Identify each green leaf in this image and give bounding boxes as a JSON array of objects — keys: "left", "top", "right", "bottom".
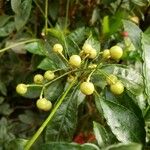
[
  {"left": 11, "top": 0, "right": 32, "bottom": 30},
  {"left": 44, "top": 79, "right": 64, "bottom": 102},
  {"left": 141, "top": 33, "right": 150, "bottom": 104},
  {"left": 25, "top": 41, "right": 48, "bottom": 56},
  {"left": 0, "top": 15, "right": 13, "bottom": 27},
  {"left": 100, "top": 98, "right": 145, "bottom": 144},
  {"left": 66, "top": 27, "right": 88, "bottom": 56},
  {"left": 131, "top": 0, "right": 148, "bottom": 6},
  {"left": 0, "top": 80, "right": 7, "bottom": 96},
  {"left": 123, "top": 20, "right": 142, "bottom": 52},
  {"left": 0, "top": 21, "right": 15, "bottom": 37},
  {"left": 0, "top": 103, "right": 13, "bottom": 115},
  {"left": 101, "top": 65, "right": 143, "bottom": 95},
  {"left": 102, "top": 16, "right": 109, "bottom": 34},
  {"left": 105, "top": 143, "right": 142, "bottom": 150},
  {"left": 45, "top": 85, "right": 80, "bottom": 142},
  {"left": 93, "top": 121, "right": 109, "bottom": 147},
  {"left": 7, "top": 138, "right": 28, "bottom": 150},
  {"left": 23, "top": 86, "right": 41, "bottom": 99},
  {"left": 40, "top": 142, "right": 99, "bottom": 150}
]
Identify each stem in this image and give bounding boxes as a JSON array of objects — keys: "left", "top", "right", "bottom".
[
  {"left": 33, "top": 0, "right": 52, "bottom": 27},
  {"left": 24, "top": 79, "right": 76, "bottom": 150},
  {"left": 58, "top": 52, "right": 69, "bottom": 63},
  {"left": 27, "top": 84, "right": 43, "bottom": 87},
  {"left": 0, "top": 39, "right": 38, "bottom": 53},
  {"left": 65, "top": 0, "right": 70, "bottom": 30},
  {"left": 87, "top": 69, "right": 96, "bottom": 82},
  {"left": 45, "top": 0, "right": 48, "bottom": 35},
  {"left": 40, "top": 86, "right": 45, "bottom": 99}
]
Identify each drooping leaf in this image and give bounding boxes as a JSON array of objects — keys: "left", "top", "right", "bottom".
[
  {"left": 104, "top": 142, "right": 142, "bottom": 150},
  {"left": 93, "top": 121, "right": 110, "bottom": 147},
  {"left": 0, "top": 21, "right": 15, "bottom": 37},
  {"left": 11, "top": 0, "right": 32, "bottom": 30},
  {"left": 40, "top": 142, "right": 99, "bottom": 150},
  {"left": 141, "top": 33, "right": 150, "bottom": 104},
  {"left": 25, "top": 41, "right": 48, "bottom": 56},
  {"left": 101, "top": 65, "right": 143, "bottom": 95},
  {"left": 45, "top": 85, "right": 81, "bottom": 142},
  {"left": 7, "top": 138, "right": 28, "bottom": 150},
  {"left": 123, "top": 20, "right": 142, "bottom": 52},
  {"left": 99, "top": 97, "right": 145, "bottom": 144},
  {"left": 44, "top": 79, "right": 64, "bottom": 102}
]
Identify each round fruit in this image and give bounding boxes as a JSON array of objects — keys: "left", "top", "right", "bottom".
[
  {"left": 82, "top": 43, "right": 93, "bottom": 54},
  {"left": 43, "top": 100, "right": 52, "bottom": 111},
  {"left": 102, "top": 49, "right": 110, "bottom": 59},
  {"left": 130, "top": 16, "right": 139, "bottom": 24},
  {"left": 67, "top": 75, "right": 75, "bottom": 83},
  {"left": 44, "top": 70, "right": 55, "bottom": 80},
  {"left": 88, "top": 64, "right": 97, "bottom": 69},
  {"left": 106, "top": 74, "right": 118, "bottom": 85},
  {"left": 110, "top": 81, "right": 124, "bottom": 95},
  {"left": 88, "top": 48, "right": 97, "bottom": 59},
  {"left": 69, "top": 55, "right": 81, "bottom": 67},
  {"left": 16, "top": 83, "right": 27, "bottom": 95},
  {"left": 36, "top": 98, "right": 52, "bottom": 111},
  {"left": 53, "top": 43, "right": 63, "bottom": 53},
  {"left": 80, "top": 82, "right": 95, "bottom": 95},
  {"left": 109, "top": 45, "right": 123, "bottom": 60},
  {"left": 34, "top": 74, "right": 44, "bottom": 84}
]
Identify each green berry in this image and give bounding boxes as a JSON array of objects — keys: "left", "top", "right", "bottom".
[
  {"left": 67, "top": 75, "right": 75, "bottom": 83},
  {"left": 102, "top": 49, "right": 110, "bottom": 59},
  {"left": 106, "top": 74, "right": 118, "bottom": 85},
  {"left": 80, "top": 82, "right": 95, "bottom": 95},
  {"left": 53, "top": 43, "right": 63, "bottom": 53},
  {"left": 16, "top": 83, "right": 27, "bottom": 95},
  {"left": 36, "top": 98, "right": 52, "bottom": 111},
  {"left": 88, "top": 48, "right": 97, "bottom": 59},
  {"left": 88, "top": 64, "right": 97, "bottom": 69},
  {"left": 69, "top": 55, "right": 81, "bottom": 67},
  {"left": 110, "top": 81, "right": 124, "bottom": 95},
  {"left": 34, "top": 74, "right": 44, "bottom": 84},
  {"left": 110, "top": 45, "right": 123, "bottom": 60},
  {"left": 44, "top": 70, "right": 55, "bottom": 80}
]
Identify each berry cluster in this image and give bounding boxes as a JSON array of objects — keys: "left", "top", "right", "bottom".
[{"left": 16, "top": 42, "right": 125, "bottom": 112}]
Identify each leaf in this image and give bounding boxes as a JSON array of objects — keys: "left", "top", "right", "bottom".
[
  {"left": 93, "top": 121, "right": 109, "bottom": 147},
  {"left": 44, "top": 79, "right": 64, "bottom": 102},
  {"left": 23, "top": 86, "right": 41, "bottom": 99},
  {"left": 123, "top": 20, "right": 142, "bottom": 52},
  {"left": 141, "top": 33, "right": 150, "bottom": 104},
  {"left": 7, "top": 138, "right": 28, "bottom": 150},
  {"left": 45, "top": 85, "right": 81, "bottom": 142},
  {"left": 0, "top": 15, "right": 13, "bottom": 27},
  {"left": 100, "top": 98, "right": 146, "bottom": 144},
  {"left": 40, "top": 142, "right": 99, "bottom": 150},
  {"left": 0, "top": 103, "right": 13, "bottom": 115},
  {"left": 105, "top": 143, "right": 142, "bottom": 150},
  {"left": 25, "top": 41, "right": 48, "bottom": 56},
  {"left": 101, "top": 65, "right": 143, "bottom": 95},
  {"left": 0, "top": 80, "right": 7, "bottom": 96},
  {"left": 66, "top": 27, "right": 88, "bottom": 56},
  {"left": 102, "top": 16, "right": 109, "bottom": 34},
  {"left": 0, "top": 21, "right": 15, "bottom": 37},
  {"left": 131, "top": 0, "right": 148, "bottom": 6},
  {"left": 38, "top": 54, "right": 68, "bottom": 70},
  {"left": 11, "top": 0, "right": 32, "bottom": 30}
]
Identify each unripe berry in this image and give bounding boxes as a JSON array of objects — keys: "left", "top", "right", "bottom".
[
  {"left": 102, "top": 49, "right": 110, "bottom": 59},
  {"left": 69, "top": 55, "right": 81, "bottom": 67},
  {"left": 44, "top": 70, "right": 55, "bottom": 81},
  {"left": 34, "top": 74, "right": 44, "bottom": 84},
  {"left": 130, "top": 16, "right": 139, "bottom": 24},
  {"left": 82, "top": 43, "right": 93, "bottom": 54},
  {"left": 36, "top": 98, "right": 52, "bottom": 111},
  {"left": 110, "top": 81, "right": 124, "bottom": 95},
  {"left": 109, "top": 45, "right": 123, "bottom": 60},
  {"left": 106, "top": 74, "right": 118, "bottom": 85},
  {"left": 53, "top": 43, "right": 63, "bottom": 53},
  {"left": 89, "top": 48, "right": 97, "bottom": 59},
  {"left": 80, "top": 82, "right": 95, "bottom": 95},
  {"left": 67, "top": 75, "right": 76, "bottom": 83},
  {"left": 16, "top": 83, "right": 27, "bottom": 95},
  {"left": 88, "top": 64, "right": 97, "bottom": 69}
]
